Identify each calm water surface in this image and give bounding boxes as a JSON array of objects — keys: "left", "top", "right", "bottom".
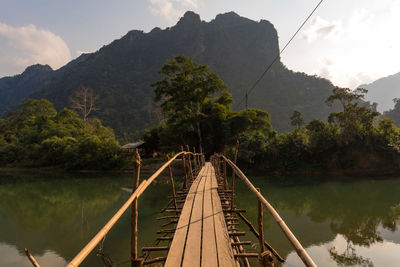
[{"left": 1, "top": 171, "right": 400, "bottom": 266}]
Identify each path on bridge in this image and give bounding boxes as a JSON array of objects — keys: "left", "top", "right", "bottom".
[
  {"left": 165, "top": 162, "right": 237, "bottom": 267},
  {"left": 63, "top": 151, "right": 315, "bottom": 267}
]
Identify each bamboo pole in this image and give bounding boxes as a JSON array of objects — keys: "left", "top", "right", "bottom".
[
  {"left": 193, "top": 147, "right": 198, "bottom": 173},
  {"left": 231, "top": 140, "right": 239, "bottom": 212},
  {"left": 67, "top": 180, "right": 147, "bottom": 267},
  {"left": 186, "top": 145, "right": 194, "bottom": 182},
  {"left": 257, "top": 188, "right": 273, "bottom": 267},
  {"left": 131, "top": 149, "right": 143, "bottom": 267},
  {"left": 180, "top": 146, "right": 188, "bottom": 190},
  {"left": 220, "top": 155, "right": 316, "bottom": 267},
  {"left": 235, "top": 212, "right": 284, "bottom": 262},
  {"left": 24, "top": 248, "right": 40, "bottom": 267},
  {"left": 67, "top": 152, "right": 187, "bottom": 267},
  {"left": 257, "top": 188, "right": 265, "bottom": 267},
  {"left": 167, "top": 156, "right": 178, "bottom": 213},
  {"left": 223, "top": 154, "right": 228, "bottom": 190}
]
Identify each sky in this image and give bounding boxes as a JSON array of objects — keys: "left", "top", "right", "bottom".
[{"left": 0, "top": 0, "right": 399, "bottom": 89}]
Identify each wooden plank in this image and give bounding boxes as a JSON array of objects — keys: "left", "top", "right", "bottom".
[
  {"left": 201, "top": 164, "right": 219, "bottom": 267},
  {"left": 210, "top": 164, "right": 237, "bottom": 267},
  {"left": 182, "top": 166, "right": 207, "bottom": 266},
  {"left": 164, "top": 165, "right": 207, "bottom": 267}
]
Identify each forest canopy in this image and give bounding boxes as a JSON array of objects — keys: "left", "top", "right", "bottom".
[
  {"left": 144, "top": 56, "right": 400, "bottom": 173},
  {"left": 0, "top": 99, "right": 123, "bottom": 169}
]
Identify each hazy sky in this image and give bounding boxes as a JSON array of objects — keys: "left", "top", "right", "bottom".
[{"left": 1, "top": 0, "right": 399, "bottom": 88}]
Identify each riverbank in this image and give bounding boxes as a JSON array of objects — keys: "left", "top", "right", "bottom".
[
  {"left": 0, "top": 157, "right": 186, "bottom": 176},
  {"left": 2, "top": 156, "right": 400, "bottom": 178}
]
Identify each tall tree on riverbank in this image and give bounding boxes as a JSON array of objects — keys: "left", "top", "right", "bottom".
[
  {"left": 325, "top": 87, "right": 380, "bottom": 144},
  {"left": 152, "top": 55, "right": 230, "bottom": 152}
]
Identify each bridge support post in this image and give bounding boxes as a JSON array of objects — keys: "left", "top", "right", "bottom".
[
  {"left": 193, "top": 147, "right": 198, "bottom": 174},
  {"left": 223, "top": 155, "right": 228, "bottom": 190},
  {"left": 186, "top": 145, "right": 194, "bottom": 182},
  {"left": 181, "top": 146, "right": 188, "bottom": 190},
  {"left": 231, "top": 140, "right": 239, "bottom": 212},
  {"left": 167, "top": 156, "right": 178, "bottom": 213},
  {"left": 257, "top": 188, "right": 274, "bottom": 267},
  {"left": 131, "top": 149, "right": 144, "bottom": 267}
]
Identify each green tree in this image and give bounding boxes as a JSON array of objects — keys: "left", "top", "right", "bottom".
[
  {"left": 0, "top": 99, "right": 122, "bottom": 169},
  {"left": 290, "top": 110, "right": 304, "bottom": 128},
  {"left": 152, "top": 55, "right": 231, "bottom": 152},
  {"left": 325, "top": 87, "right": 380, "bottom": 144}
]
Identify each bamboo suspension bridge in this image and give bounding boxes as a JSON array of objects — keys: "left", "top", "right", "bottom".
[{"left": 24, "top": 146, "right": 316, "bottom": 267}]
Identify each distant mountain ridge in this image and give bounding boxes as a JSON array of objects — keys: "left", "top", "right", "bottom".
[
  {"left": 360, "top": 72, "right": 400, "bottom": 112},
  {"left": 0, "top": 54, "right": 89, "bottom": 115},
  {"left": 1, "top": 11, "right": 336, "bottom": 137}
]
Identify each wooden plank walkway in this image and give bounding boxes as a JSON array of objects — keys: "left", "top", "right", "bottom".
[{"left": 165, "top": 162, "right": 237, "bottom": 267}]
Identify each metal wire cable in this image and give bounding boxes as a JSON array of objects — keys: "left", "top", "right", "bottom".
[{"left": 235, "top": 0, "right": 324, "bottom": 109}]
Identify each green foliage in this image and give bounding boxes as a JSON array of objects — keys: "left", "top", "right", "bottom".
[
  {"left": 234, "top": 87, "right": 400, "bottom": 172},
  {"left": 0, "top": 99, "right": 123, "bottom": 169},
  {"left": 152, "top": 55, "right": 231, "bottom": 152},
  {"left": 19, "top": 12, "right": 340, "bottom": 140},
  {"left": 326, "top": 87, "right": 380, "bottom": 145},
  {"left": 147, "top": 56, "right": 276, "bottom": 156}
]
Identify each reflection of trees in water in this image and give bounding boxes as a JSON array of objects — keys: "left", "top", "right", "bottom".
[
  {"left": 0, "top": 172, "right": 128, "bottom": 260},
  {"left": 240, "top": 176, "right": 400, "bottom": 266},
  {"left": 262, "top": 178, "right": 400, "bottom": 248},
  {"left": 329, "top": 241, "right": 373, "bottom": 267},
  {"left": 0, "top": 172, "right": 172, "bottom": 265}
]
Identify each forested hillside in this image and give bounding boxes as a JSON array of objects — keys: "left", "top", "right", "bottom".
[
  {"left": 0, "top": 54, "right": 88, "bottom": 116},
  {"left": 5, "top": 11, "right": 337, "bottom": 138}
]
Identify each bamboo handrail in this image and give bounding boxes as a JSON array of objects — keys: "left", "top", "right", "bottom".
[
  {"left": 67, "top": 179, "right": 148, "bottom": 267},
  {"left": 218, "top": 154, "right": 317, "bottom": 267},
  {"left": 67, "top": 151, "right": 202, "bottom": 267},
  {"left": 24, "top": 248, "right": 40, "bottom": 267}
]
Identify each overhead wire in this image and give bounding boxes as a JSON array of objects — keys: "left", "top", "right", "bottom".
[{"left": 235, "top": 0, "right": 324, "bottom": 109}]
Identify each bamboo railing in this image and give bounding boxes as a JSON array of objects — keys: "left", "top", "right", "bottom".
[
  {"left": 213, "top": 154, "right": 317, "bottom": 267},
  {"left": 63, "top": 149, "right": 203, "bottom": 267}
]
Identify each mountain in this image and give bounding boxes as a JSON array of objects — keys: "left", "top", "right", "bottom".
[
  {"left": 0, "top": 54, "right": 89, "bottom": 115},
  {"left": 6, "top": 11, "right": 336, "bottom": 137},
  {"left": 360, "top": 72, "right": 400, "bottom": 112},
  {"left": 0, "top": 64, "right": 53, "bottom": 115}
]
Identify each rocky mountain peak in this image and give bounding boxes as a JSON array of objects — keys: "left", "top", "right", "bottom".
[{"left": 23, "top": 64, "right": 53, "bottom": 75}]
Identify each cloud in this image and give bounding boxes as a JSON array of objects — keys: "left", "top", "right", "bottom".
[
  {"left": 319, "top": 58, "right": 334, "bottom": 80},
  {"left": 0, "top": 22, "right": 71, "bottom": 75},
  {"left": 301, "top": 16, "right": 341, "bottom": 42},
  {"left": 147, "top": 0, "right": 200, "bottom": 23},
  {"left": 322, "top": 58, "right": 334, "bottom": 66}
]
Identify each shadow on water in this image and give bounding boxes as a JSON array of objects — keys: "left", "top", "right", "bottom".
[{"left": 1, "top": 172, "right": 400, "bottom": 266}]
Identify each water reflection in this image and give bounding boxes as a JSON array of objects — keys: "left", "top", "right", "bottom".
[
  {"left": 233, "top": 176, "right": 400, "bottom": 266},
  {"left": 0, "top": 172, "right": 172, "bottom": 266},
  {"left": 1, "top": 172, "right": 400, "bottom": 266}
]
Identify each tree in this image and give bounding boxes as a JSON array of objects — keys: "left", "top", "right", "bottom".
[
  {"left": 152, "top": 55, "right": 230, "bottom": 152},
  {"left": 290, "top": 110, "right": 304, "bottom": 128},
  {"left": 325, "top": 87, "right": 380, "bottom": 144},
  {"left": 0, "top": 99, "right": 122, "bottom": 169},
  {"left": 70, "top": 87, "right": 99, "bottom": 123}
]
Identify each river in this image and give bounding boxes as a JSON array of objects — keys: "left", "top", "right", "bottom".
[{"left": 1, "top": 171, "right": 400, "bottom": 266}]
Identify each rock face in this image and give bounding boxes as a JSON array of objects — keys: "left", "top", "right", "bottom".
[
  {"left": 361, "top": 72, "right": 400, "bottom": 113},
  {"left": 2, "top": 11, "right": 335, "bottom": 137}
]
